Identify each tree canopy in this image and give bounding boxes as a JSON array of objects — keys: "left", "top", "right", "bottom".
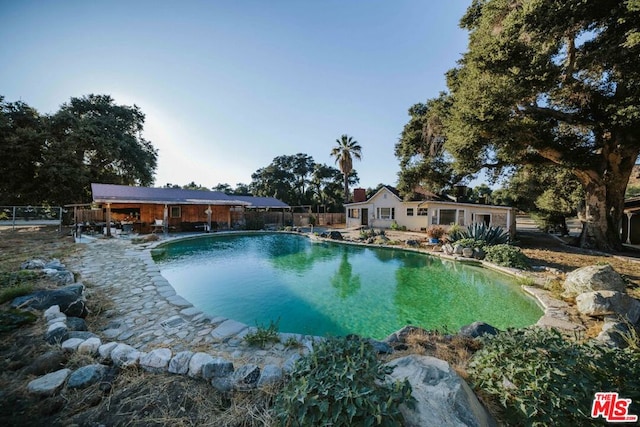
[
  {"left": 0, "top": 94, "right": 157, "bottom": 206},
  {"left": 250, "top": 153, "right": 351, "bottom": 211},
  {"left": 397, "top": 0, "right": 640, "bottom": 251},
  {"left": 0, "top": 97, "right": 45, "bottom": 205}
]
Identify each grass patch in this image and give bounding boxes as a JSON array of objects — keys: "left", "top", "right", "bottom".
[
  {"left": 0, "top": 283, "right": 34, "bottom": 304},
  {"left": 516, "top": 276, "right": 537, "bottom": 287},
  {"left": 244, "top": 319, "right": 280, "bottom": 348}
]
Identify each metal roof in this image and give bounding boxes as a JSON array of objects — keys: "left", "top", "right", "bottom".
[{"left": 91, "top": 183, "right": 289, "bottom": 209}]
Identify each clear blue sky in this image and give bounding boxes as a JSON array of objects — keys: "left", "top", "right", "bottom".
[{"left": 0, "top": 0, "right": 471, "bottom": 190}]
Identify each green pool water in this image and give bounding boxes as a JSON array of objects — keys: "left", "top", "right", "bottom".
[{"left": 152, "top": 233, "right": 543, "bottom": 339}]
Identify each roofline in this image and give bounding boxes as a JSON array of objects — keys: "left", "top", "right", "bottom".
[
  {"left": 93, "top": 198, "right": 251, "bottom": 206},
  {"left": 346, "top": 199, "right": 512, "bottom": 210}
]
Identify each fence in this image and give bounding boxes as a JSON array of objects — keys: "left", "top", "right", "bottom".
[
  {"left": 0, "top": 206, "right": 63, "bottom": 231},
  {"left": 292, "top": 212, "right": 346, "bottom": 227}
]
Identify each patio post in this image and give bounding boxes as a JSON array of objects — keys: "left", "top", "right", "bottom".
[
  {"left": 627, "top": 212, "right": 634, "bottom": 244},
  {"left": 163, "top": 204, "right": 169, "bottom": 235},
  {"left": 105, "top": 203, "right": 112, "bottom": 236},
  {"left": 206, "top": 206, "right": 212, "bottom": 232}
]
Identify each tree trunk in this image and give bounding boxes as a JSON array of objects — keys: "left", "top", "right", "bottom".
[
  {"left": 578, "top": 179, "right": 618, "bottom": 251},
  {"left": 574, "top": 145, "right": 637, "bottom": 252},
  {"left": 343, "top": 174, "right": 349, "bottom": 204}
]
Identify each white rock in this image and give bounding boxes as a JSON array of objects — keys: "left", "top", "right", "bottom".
[
  {"left": 78, "top": 337, "right": 102, "bottom": 355},
  {"left": 384, "top": 355, "right": 496, "bottom": 427},
  {"left": 140, "top": 348, "right": 172, "bottom": 373},
  {"left": 61, "top": 338, "right": 85, "bottom": 352},
  {"left": 168, "top": 351, "right": 194, "bottom": 375},
  {"left": 98, "top": 342, "right": 118, "bottom": 359},
  {"left": 188, "top": 352, "right": 215, "bottom": 378},
  {"left": 110, "top": 343, "right": 141, "bottom": 367},
  {"left": 563, "top": 265, "right": 626, "bottom": 298},
  {"left": 576, "top": 291, "right": 640, "bottom": 323}
]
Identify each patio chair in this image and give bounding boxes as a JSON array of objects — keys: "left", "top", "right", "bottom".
[{"left": 151, "top": 219, "right": 165, "bottom": 233}]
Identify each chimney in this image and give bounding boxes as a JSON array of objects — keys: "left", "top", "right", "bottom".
[
  {"left": 454, "top": 185, "right": 468, "bottom": 202},
  {"left": 353, "top": 188, "right": 367, "bottom": 203}
]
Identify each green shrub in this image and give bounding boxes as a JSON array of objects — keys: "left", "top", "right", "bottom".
[
  {"left": 244, "top": 319, "right": 280, "bottom": 348},
  {"left": 468, "top": 328, "right": 640, "bottom": 426},
  {"left": 453, "top": 238, "right": 486, "bottom": 249},
  {"left": 484, "top": 244, "right": 529, "bottom": 269},
  {"left": 274, "top": 336, "right": 413, "bottom": 426},
  {"left": 390, "top": 221, "right": 400, "bottom": 231},
  {"left": 359, "top": 228, "right": 377, "bottom": 239},
  {"left": 448, "top": 223, "right": 510, "bottom": 245}
]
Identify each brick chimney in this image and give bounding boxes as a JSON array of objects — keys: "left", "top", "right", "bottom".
[{"left": 353, "top": 188, "right": 367, "bottom": 203}]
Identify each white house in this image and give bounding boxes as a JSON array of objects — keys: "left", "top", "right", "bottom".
[{"left": 345, "top": 186, "right": 516, "bottom": 237}]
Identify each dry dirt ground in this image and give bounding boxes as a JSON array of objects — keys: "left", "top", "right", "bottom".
[{"left": 1, "top": 225, "right": 639, "bottom": 426}]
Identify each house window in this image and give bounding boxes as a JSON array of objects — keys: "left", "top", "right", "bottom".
[
  {"left": 170, "top": 206, "right": 181, "bottom": 218},
  {"left": 438, "top": 209, "right": 457, "bottom": 225},
  {"left": 457, "top": 209, "right": 465, "bottom": 226},
  {"left": 377, "top": 207, "right": 395, "bottom": 220},
  {"left": 348, "top": 208, "right": 360, "bottom": 218},
  {"left": 417, "top": 208, "right": 428, "bottom": 216},
  {"left": 406, "top": 208, "right": 414, "bottom": 216}
]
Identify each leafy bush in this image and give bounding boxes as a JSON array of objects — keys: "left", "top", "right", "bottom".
[
  {"left": 448, "top": 223, "right": 510, "bottom": 246},
  {"left": 274, "top": 336, "right": 413, "bottom": 426},
  {"left": 389, "top": 223, "right": 407, "bottom": 232},
  {"left": 359, "top": 228, "right": 377, "bottom": 239},
  {"left": 244, "top": 319, "right": 280, "bottom": 348},
  {"left": 468, "top": 328, "right": 640, "bottom": 426},
  {"left": 484, "top": 244, "right": 529, "bottom": 269}
]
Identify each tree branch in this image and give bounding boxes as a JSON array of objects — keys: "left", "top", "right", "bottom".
[{"left": 519, "top": 104, "right": 595, "bottom": 126}]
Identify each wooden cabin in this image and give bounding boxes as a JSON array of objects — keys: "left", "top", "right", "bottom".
[{"left": 88, "top": 183, "right": 289, "bottom": 235}]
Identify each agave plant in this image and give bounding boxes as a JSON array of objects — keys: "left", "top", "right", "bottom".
[{"left": 448, "top": 223, "right": 510, "bottom": 246}]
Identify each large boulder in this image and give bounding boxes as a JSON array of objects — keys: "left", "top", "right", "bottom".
[
  {"left": 562, "top": 265, "right": 626, "bottom": 298},
  {"left": 384, "top": 355, "right": 496, "bottom": 427},
  {"left": 11, "top": 284, "right": 87, "bottom": 317},
  {"left": 596, "top": 317, "right": 634, "bottom": 348},
  {"left": 459, "top": 322, "right": 499, "bottom": 339},
  {"left": 576, "top": 291, "right": 640, "bottom": 324},
  {"left": 329, "top": 231, "right": 343, "bottom": 241}
]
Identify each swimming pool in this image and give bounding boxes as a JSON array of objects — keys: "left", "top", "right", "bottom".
[{"left": 152, "top": 233, "right": 542, "bottom": 339}]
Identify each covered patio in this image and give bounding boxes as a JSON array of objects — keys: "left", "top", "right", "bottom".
[{"left": 87, "top": 183, "right": 290, "bottom": 236}]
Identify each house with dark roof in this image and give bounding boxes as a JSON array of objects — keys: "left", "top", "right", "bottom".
[
  {"left": 345, "top": 186, "right": 516, "bottom": 236},
  {"left": 89, "top": 183, "right": 289, "bottom": 234}
]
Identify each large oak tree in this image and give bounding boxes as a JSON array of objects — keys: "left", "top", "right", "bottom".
[
  {"left": 440, "top": 0, "right": 640, "bottom": 251},
  {"left": 42, "top": 94, "right": 157, "bottom": 204}
]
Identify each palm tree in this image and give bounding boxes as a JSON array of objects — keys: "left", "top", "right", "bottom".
[{"left": 330, "top": 134, "right": 362, "bottom": 203}]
